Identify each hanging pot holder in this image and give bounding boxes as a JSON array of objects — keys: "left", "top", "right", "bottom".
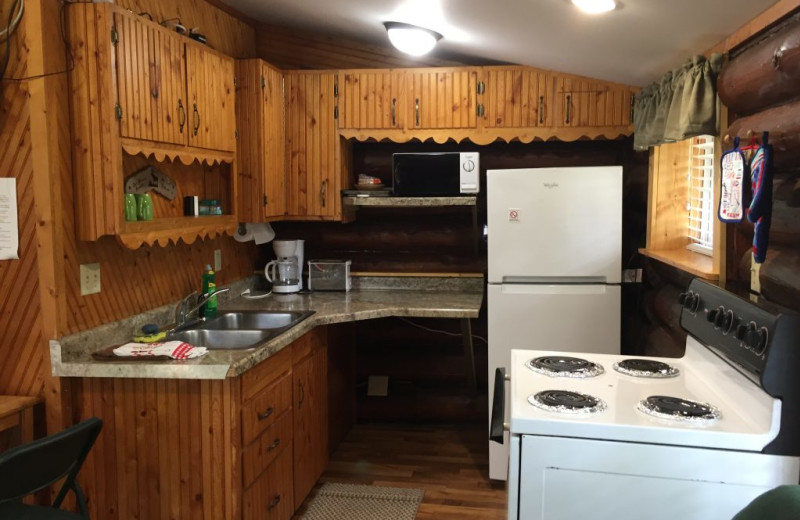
[
  {"left": 747, "top": 132, "right": 773, "bottom": 264},
  {"left": 718, "top": 137, "right": 749, "bottom": 223}
]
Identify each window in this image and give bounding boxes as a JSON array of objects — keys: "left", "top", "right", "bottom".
[{"left": 686, "top": 135, "right": 715, "bottom": 256}]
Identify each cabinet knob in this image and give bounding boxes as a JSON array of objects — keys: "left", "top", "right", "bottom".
[
  {"left": 193, "top": 103, "right": 200, "bottom": 136},
  {"left": 267, "top": 494, "right": 281, "bottom": 511},
  {"left": 178, "top": 99, "right": 186, "bottom": 133},
  {"left": 267, "top": 438, "right": 281, "bottom": 452},
  {"left": 257, "top": 406, "right": 274, "bottom": 421}
]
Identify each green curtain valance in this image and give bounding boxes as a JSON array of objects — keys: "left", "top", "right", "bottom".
[{"left": 633, "top": 53, "right": 724, "bottom": 150}]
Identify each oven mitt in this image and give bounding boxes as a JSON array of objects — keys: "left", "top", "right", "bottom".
[
  {"left": 718, "top": 136, "right": 749, "bottom": 223},
  {"left": 746, "top": 132, "right": 773, "bottom": 264}
]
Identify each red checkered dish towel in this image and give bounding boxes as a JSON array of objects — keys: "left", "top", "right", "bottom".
[{"left": 113, "top": 341, "right": 208, "bottom": 359}]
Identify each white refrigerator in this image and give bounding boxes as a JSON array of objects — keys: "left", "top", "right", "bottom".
[{"left": 487, "top": 166, "right": 622, "bottom": 480}]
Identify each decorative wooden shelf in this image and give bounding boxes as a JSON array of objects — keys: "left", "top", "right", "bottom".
[
  {"left": 121, "top": 139, "right": 235, "bottom": 166},
  {"left": 342, "top": 196, "right": 477, "bottom": 207},
  {"left": 117, "top": 215, "right": 238, "bottom": 248},
  {"left": 639, "top": 247, "right": 719, "bottom": 280}
]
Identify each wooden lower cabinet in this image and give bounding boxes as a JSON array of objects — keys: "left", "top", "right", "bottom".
[{"left": 70, "top": 327, "right": 328, "bottom": 520}]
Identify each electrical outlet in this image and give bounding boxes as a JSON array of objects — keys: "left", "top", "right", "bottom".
[
  {"left": 214, "top": 249, "right": 222, "bottom": 271},
  {"left": 80, "top": 263, "right": 101, "bottom": 295},
  {"left": 622, "top": 268, "right": 644, "bottom": 283}
]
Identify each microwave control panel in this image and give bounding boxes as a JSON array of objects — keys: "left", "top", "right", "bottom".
[{"left": 459, "top": 152, "right": 480, "bottom": 193}]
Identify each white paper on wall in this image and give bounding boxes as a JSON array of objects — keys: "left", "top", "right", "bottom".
[{"left": 0, "top": 178, "right": 19, "bottom": 260}]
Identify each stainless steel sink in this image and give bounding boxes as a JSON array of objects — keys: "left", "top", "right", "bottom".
[
  {"left": 200, "top": 310, "right": 314, "bottom": 331},
  {"left": 166, "top": 310, "right": 315, "bottom": 350},
  {"left": 167, "top": 329, "right": 275, "bottom": 350}
]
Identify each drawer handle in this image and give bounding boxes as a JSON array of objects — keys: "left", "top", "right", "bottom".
[
  {"left": 538, "top": 95, "right": 544, "bottom": 124},
  {"left": 391, "top": 98, "right": 396, "bottom": 126},
  {"left": 267, "top": 438, "right": 281, "bottom": 452},
  {"left": 257, "top": 406, "right": 274, "bottom": 421},
  {"left": 415, "top": 97, "right": 420, "bottom": 127},
  {"left": 267, "top": 494, "right": 281, "bottom": 511}
]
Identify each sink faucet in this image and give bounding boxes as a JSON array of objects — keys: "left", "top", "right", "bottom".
[{"left": 174, "top": 287, "right": 231, "bottom": 328}]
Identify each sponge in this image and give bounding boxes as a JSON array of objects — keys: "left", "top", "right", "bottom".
[{"left": 134, "top": 324, "right": 166, "bottom": 343}]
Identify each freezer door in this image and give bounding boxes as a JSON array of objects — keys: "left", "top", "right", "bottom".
[
  {"left": 487, "top": 166, "right": 622, "bottom": 284},
  {"left": 487, "top": 282, "right": 620, "bottom": 480}
]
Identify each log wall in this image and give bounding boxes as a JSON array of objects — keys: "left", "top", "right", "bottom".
[{"left": 718, "top": 10, "right": 800, "bottom": 313}]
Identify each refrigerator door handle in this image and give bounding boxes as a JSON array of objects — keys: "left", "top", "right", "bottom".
[
  {"left": 499, "top": 283, "right": 611, "bottom": 296},
  {"left": 490, "top": 367, "right": 508, "bottom": 444},
  {"left": 502, "top": 276, "right": 608, "bottom": 285}
]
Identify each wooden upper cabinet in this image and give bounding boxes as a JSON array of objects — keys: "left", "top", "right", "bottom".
[
  {"left": 338, "top": 70, "right": 405, "bottom": 130},
  {"left": 407, "top": 68, "right": 478, "bottom": 129},
  {"left": 114, "top": 11, "right": 187, "bottom": 145},
  {"left": 482, "top": 67, "right": 552, "bottom": 128},
  {"left": 554, "top": 75, "right": 634, "bottom": 128},
  {"left": 236, "top": 59, "right": 286, "bottom": 221},
  {"left": 186, "top": 46, "right": 236, "bottom": 152},
  {"left": 284, "top": 71, "right": 342, "bottom": 220}
]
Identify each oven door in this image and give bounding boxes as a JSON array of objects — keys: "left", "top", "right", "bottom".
[{"left": 516, "top": 435, "right": 799, "bottom": 520}]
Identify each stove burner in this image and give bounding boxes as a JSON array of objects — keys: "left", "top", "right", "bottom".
[
  {"left": 613, "top": 359, "right": 679, "bottom": 378},
  {"left": 637, "top": 396, "right": 721, "bottom": 423},
  {"left": 528, "top": 390, "right": 607, "bottom": 415},
  {"left": 526, "top": 356, "right": 604, "bottom": 378}
]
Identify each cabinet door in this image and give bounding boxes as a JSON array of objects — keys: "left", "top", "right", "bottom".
[
  {"left": 237, "top": 60, "right": 285, "bottom": 221},
  {"left": 482, "top": 67, "right": 552, "bottom": 128},
  {"left": 114, "top": 11, "right": 187, "bottom": 145},
  {"left": 186, "top": 45, "right": 236, "bottom": 151},
  {"left": 339, "top": 70, "right": 405, "bottom": 129},
  {"left": 407, "top": 68, "right": 477, "bottom": 129},
  {"left": 285, "top": 72, "right": 340, "bottom": 219},
  {"left": 554, "top": 76, "right": 634, "bottom": 128},
  {"left": 293, "top": 338, "right": 328, "bottom": 509}
]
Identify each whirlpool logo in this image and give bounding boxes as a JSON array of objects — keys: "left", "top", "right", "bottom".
[{"left": 543, "top": 182, "right": 559, "bottom": 189}]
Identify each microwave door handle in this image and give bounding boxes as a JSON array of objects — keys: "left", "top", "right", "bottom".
[{"left": 490, "top": 367, "right": 508, "bottom": 444}]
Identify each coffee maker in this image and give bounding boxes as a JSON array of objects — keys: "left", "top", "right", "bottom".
[{"left": 265, "top": 239, "right": 304, "bottom": 293}]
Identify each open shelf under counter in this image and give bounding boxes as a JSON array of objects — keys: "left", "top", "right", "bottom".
[
  {"left": 342, "top": 195, "right": 477, "bottom": 207},
  {"left": 639, "top": 247, "right": 719, "bottom": 281},
  {"left": 117, "top": 215, "right": 238, "bottom": 248}
]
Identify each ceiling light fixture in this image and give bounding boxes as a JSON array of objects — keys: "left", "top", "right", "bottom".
[
  {"left": 383, "top": 22, "right": 443, "bottom": 56},
  {"left": 571, "top": 0, "right": 617, "bottom": 14}
]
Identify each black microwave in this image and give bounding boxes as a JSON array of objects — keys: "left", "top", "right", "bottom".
[{"left": 391, "top": 152, "right": 480, "bottom": 196}]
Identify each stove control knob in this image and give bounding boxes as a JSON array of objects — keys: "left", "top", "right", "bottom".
[
  {"left": 735, "top": 323, "right": 749, "bottom": 341},
  {"left": 706, "top": 308, "right": 719, "bottom": 323},
  {"left": 679, "top": 291, "right": 700, "bottom": 312},
  {"left": 719, "top": 309, "right": 735, "bottom": 334}
]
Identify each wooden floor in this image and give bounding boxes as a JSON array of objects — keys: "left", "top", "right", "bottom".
[{"left": 295, "top": 424, "right": 507, "bottom": 519}]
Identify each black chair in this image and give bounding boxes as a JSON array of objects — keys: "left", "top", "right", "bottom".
[{"left": 0, "top": 417, "right": 102, "bottom": 519}]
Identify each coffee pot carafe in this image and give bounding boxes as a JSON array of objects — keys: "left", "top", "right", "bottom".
[{"left": 265, "top": 239, "right": 304, "bottom": 293}]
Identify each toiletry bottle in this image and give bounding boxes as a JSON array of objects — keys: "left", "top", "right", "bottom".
[{"left": 202, "top": 264, "right": 218, "bottom": 318}]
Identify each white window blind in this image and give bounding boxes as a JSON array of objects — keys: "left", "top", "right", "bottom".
[{"left": 687, "top": 135, "right": 715, "bottom": 255}]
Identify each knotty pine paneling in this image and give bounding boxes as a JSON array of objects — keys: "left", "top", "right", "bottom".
[
  {"left": 72, "top": 377, "right": 240, "bottom": 520},
  {"left": 0, "top": 1, "right": 47, "bottom": 398},
  {"left": 116, "top": 0, "right": 256, "bottom": 58}
]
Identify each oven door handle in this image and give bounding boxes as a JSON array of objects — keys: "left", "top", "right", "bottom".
[{"left": 490, "top": 367, "right": 508, "bottom": 444}]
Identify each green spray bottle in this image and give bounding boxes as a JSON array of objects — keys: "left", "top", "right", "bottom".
[{"left": 201, "top": 264, "right": 218, "bottom": 318}]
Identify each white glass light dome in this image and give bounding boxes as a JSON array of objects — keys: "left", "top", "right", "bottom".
[
  {"left": 571, "top": 0, "right": 617, "bottom": 14},
  {"left": 384, "top": 22, "right": 443, "bottom": 56}
]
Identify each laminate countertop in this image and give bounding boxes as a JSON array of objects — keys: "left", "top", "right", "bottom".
[{"left": 50, "top": 276, "right": 484, "bottom": 380}]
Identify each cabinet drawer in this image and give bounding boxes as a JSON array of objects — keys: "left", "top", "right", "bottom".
[
  {"left": 243, "top": 442, "right": 294, "bottom": 520},
  {"left": 242, "top": 371, "right": 292, "bottom": 446},
  {"left": 292, "top": 327, "right": 326, "bottom": 363},
  {"left": 242, "top": 346, "right": 293, "bottom": 401},
  {"left": 242, "top": 411, "right": 293, "bottom": 488}
]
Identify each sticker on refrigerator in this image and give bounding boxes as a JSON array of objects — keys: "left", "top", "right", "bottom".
[{"left": 508, "top": 208, "right": 520, "bottom": 222}]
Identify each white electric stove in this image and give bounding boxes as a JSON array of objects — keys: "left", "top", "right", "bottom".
[{"left": 492, "top": 279, "right": 800, "bottom": 520}]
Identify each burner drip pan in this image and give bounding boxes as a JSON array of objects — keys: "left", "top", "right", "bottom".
[
  {"left": 526, "top": 356, "right": 604, "bottom": 378},
  {"left": 613, "top": 359, "right": 679, "bottom": 378},
  {"left": 637, "top": 395, "right": 721, "bottom": 423},
  {"left": 528, "top": 390, "right": 607, "bottom": 415}
]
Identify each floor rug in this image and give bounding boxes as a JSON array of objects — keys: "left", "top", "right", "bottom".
[{"left": 298, "top": 482, "right": 425, "bottom": 520}]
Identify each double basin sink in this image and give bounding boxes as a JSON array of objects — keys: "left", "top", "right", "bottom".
[{"left": 167, "top": 310, "right": 315, "bottom": 350}]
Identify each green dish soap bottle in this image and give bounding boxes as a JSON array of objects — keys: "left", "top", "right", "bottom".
[{"left": 202, "top": 264, "right": 218, "bottom": 318}]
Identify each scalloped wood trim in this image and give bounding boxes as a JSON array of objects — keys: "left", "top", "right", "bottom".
[
  {"left": 121, "top": 138, "right": 235, "bottom": 166},
  {"left": 116, "top": 215, "right": 238, "bottom": 249},
  {"left": 337, "top": 126, "right": 633, "bottom": 145}
]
